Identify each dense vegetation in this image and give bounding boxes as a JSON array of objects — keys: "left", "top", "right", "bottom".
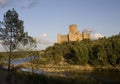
[
  {"left": 0, "top": 51, "right": 40, "bottom": 60},
  {"left": 39, "top": 34, "right": 120, "bottom": 66}
]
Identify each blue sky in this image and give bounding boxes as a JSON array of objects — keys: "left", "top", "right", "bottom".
[{"left": 0, "top": 0, "right": 120, "bottom": 50}]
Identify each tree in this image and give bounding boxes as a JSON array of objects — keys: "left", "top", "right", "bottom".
[
  {"left": 19, "top": 41, "right": 37, "bottom": 75},
  {"left": 0, "top": 9, "right": 34, "bottom": 72}
]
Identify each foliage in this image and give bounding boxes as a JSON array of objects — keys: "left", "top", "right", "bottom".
[
  {"left": 0, "top": 9, "right": 35, "bottom": 71},
  {"left": 41, "top": 34, "right": 120, "bottom": 66},
  {"left": 0, "top": 9, "right": 34, "bottom": 51}
]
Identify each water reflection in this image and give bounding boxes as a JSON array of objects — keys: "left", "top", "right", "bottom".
[
  {"left": 3, "top": 56, "right": 120, "bottom": 83},
  {"left": 4, "top": 56, "right": 39, "bottom": 66},
  {"left": 21, "top": 68, "right": 45, "bottom": 74}
]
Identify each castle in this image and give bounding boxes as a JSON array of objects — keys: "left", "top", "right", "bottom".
[{"left": 57, "top": 24, "right": 90, "bottom": 44}]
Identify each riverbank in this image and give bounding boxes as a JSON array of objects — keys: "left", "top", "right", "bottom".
[
  {"left": 18, "top": 63, "right": 92, "bottom": 73},
  {"left": 1, "top": 64, "right": 120, "bottom": 84},
  {"left": 0, "top": 68, "right": 105, "bottom": 84},
  {"left": 18, "top": 63, "right": 120, "bottom": 73},
  {"left": 94, "top": 65, "right": 120, "bottom": 72}
]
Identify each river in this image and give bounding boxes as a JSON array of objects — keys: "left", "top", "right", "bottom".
[
  {"left": 11, "top": 56, "right": 39, "bottom": 66},
  {"left": 4, "top": 56, "right": 39, "bottom": 66},
  {"left": 3, "top": 57, "right": 120, "bottom": 83}
]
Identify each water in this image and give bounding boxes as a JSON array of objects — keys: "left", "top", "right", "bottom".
[
  {"left": 4, "top": 56, "right": 39, "bottom": 66},
  {"left": 3, "top": 56, "right": 45, "bottom": 74},
  {"left": 3, "top": 57, "right": 120, "bottom": 83},
  {"left": 20, "top": 69, "right": 120, "bottom": 83},
  {"left": 20, "top": 68, "right": 45, "bottom": 74}
]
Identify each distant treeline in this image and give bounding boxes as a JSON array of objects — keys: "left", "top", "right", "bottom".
[
  {"left": 0, "top": 51, "right": 40, "bottom": 61},
  {"left": 40, "top": 34, "right": 120, "bottom": 66}
]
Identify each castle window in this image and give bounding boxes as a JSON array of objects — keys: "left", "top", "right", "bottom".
[{"left": 75, "top": 32, "right": 77, "bottom": 34}]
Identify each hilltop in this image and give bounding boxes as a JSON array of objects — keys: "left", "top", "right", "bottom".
[{"left": 37, "top": 34, "right": 120, "bottom": 67}]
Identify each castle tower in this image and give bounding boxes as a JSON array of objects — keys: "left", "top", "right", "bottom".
[
  {"left": 57, "top": 24, "right": 91, "bottom": 44},
  {"left": 69, "top": 24, "right": 78, "bottom": 41},
  {"left": 69, "top": 24, "right": 77, "bottom": 33}
]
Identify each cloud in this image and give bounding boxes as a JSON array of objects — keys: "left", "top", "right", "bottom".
[
  {"left": 34, "top": 33, "right": 54, "bottom": 45},
  {"left": 21, "top": 0, "right": 39, "bottom": 9},
  {"left": 0, "top": 0, "right": 39, "bottom": 8},
  {"left": 83, "top": 28, "right": 95, "bottom": 33},
  {"left": 37, "top": 39, "right": 54, "bottom": 45},
  {"left": 0, "top": 40, "right": 8, "bottom": 52},
  {"left": 0, "top": 0, "right": 9, "bottom": 7},
  {"left": 91, "top": 33, "right": 104, "bottom": 39},
  {"left": 41, "top": 33, "right": 47, "bottom": 38},
  {"left": 39, "top": 33, "right": 54, "bottom": 44},
  {"left": 82, "top": 28, "right": 104, "bottom": 40}
]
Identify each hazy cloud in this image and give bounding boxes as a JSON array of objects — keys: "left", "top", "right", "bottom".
[
  {"left": 41, "top": 33, "right": 47, "bottom": 38},
  {"left": 83, "top": 28, "right": 95, "bottom": 33},
  {"left": 82, "top": 28, "right": 104, "bottom": 39},
  {"left": 0, "top": 40, "right": 7, "bottom": 52},
  {"left": 0, "top": 0, "right": 39, "bottom": 8},
  {"left": 91, "top": 33, "right": 104, "bottom": 39},
  {"left": 34, "top": 33, "right": 54, "bottom": 45},
  {"left": 0, "top": 0, "right": 9, "bottom": 7},
  {"left": 21, "top": 0, "right": 39, "bottom": 9},
  {"left": 37, "top": 39, "right": 54, "bottom": 45}
]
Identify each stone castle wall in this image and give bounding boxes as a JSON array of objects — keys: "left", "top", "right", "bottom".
[
  {"left": 57, "top": 34, "right": 68, "bottom": 44},
  {"left": 57, "top": 24, "right": 90, "bottom": 44}
]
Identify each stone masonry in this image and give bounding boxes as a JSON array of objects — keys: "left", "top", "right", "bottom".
[{"left": 57, "top": 24, "right": 90, "bottom": 44}]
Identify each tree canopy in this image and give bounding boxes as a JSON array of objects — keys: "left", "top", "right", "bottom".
[
  {"left": 0, "top": 9, "right": 35, "bottom": 71},
  {"left": 0, "top": 8, "right": 35, "bottom": 51},
  {"left": 41, "top": 34, "right": 120, "bottom": 66}
]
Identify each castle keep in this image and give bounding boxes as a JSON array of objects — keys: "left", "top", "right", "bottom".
[{"left": 57, "top": 24, "right": 90, "bottom": 44}]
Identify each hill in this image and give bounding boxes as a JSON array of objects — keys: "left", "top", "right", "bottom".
[{"left": 39, "top": 34, "right": 120, "bottom": 66}]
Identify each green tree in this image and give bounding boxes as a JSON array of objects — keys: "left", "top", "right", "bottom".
[
  {"left": 0, "top": 9, "right": 34, "bottom": 72},
  {"left": 106, "top": 38, "right": 120, "bottom": 65}
]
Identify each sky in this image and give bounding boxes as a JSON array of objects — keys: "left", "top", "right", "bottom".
[{"left": 0, "top": 0, "right": 120, "bottom": 50}]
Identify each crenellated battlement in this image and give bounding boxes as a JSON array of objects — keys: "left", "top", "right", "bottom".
[{"left": 57, "top": 24, "right": 90, "bottom": 44}]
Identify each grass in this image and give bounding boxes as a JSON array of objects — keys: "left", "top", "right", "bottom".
[
  {"left": 0, "top": 68, "right": 99, "bottom": 84},
  {"left": 19, "top": 63, "right": 93, "bottom": 73},
  {"left": 94, "top": 65, "right": 120, "bottom": 72},
  {"left": 0, "top": 65, "right": 120, "bottom": 84}
]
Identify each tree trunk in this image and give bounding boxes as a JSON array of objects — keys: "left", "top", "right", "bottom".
[
  {"left": 8, "top": 40, "right": 12, "bottom": 72},
  {"left": 8, "top": 27, "right": 13, "bottom": 72}
]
